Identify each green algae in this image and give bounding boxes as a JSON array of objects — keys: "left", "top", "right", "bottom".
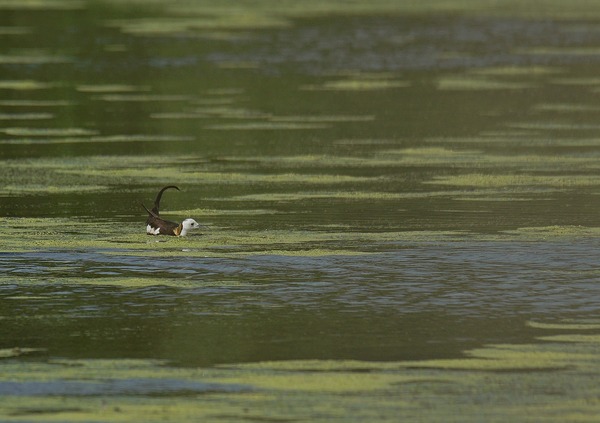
[
  {"left": 0, "top": 100, "right": 72, "bottom": 107},
  {"left": 437, "top": 75, "right": 534, "bottom": 91},
  {"left": 66, "top": 168, "right": 375, "bottom": 184},
  {"left": 550, "top": 77, "right": 600, "bottom": 86},
  {"left": 0, "top": 134, "right": 194, "bottom": 145},
  {"left": 0, "top": 80, "right": 55, "bottom": 90},
  {"left": 518, "top": 46, "right": 600, "bottom": 56},
  {"left": 470, "top": 66, "right": 562, "bottom": 76},
  {"left": 426, "top": 174, "right": 600, "bottom": 188},
  {"left": 503, "top": 225, "right": 600, "bottom": 239},
  {"left": 527, "top": 321, "right": 600, "bottom": 330},
  {"left": 0, "top": 216, "right": 461, "bottom": 257},
  {"left": 206, "top": 122, "right": 330, "bottom": 130},
  {"left": 0, "top": 53, "right": 71, "bottom": 64},
  {"left": 0, "top": 347, "right": 45, "bottom": 359},
  {"left": 0, "top": 184, "right": 109, "bottom": 196},
  {"left": 102, "top": 0, "right": 600, "bottom": 38},
  {"left": 0, "top": 0, "right": 83, "bottom": 9},
  {"left": 0, "top": 113, "right": 53, "bottom": 120},
  {"left": 508, "top": 122, "right": 600, "bottom": 131},
  {"left": 6, "top": 216, "right": 600, "bottom": 263},
  {"left": 533, "top": 103, "right": 600, "bottom": 113},
  {"left": 76, "top": 84, "right": 150, "bottom": 93},
  {"left": 1, "top": 320, "right": 597, "bottom": 422},
  {"left": 1, "top": 127, "right": 97, "bottom": 137},
  {"left": 303, "top": 77, "right": 410, "bottom": 91},
  {"left": 95, "top": 94, "right": 191, "bottom": 102}
]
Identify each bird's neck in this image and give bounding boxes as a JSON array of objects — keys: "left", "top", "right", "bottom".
[{"left": 174, "top": 223, "right": 185, "bottom": 236}]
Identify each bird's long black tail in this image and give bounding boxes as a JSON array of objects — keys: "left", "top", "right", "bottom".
[
  {"left": 152, "top": 185, "right": 180, "bottom": 215},
  {"left": 142, "top": 203, "right": 159, "bottom": 218}
]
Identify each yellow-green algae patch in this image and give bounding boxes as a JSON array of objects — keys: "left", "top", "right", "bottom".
[
  {"left": 218, "top": 149, "right": 600, "bottom": 172},
  {"left": 527, "top": 321, "right": 600, "bottom": 330},
  {"left": 0, "top": 80, "right": 55, "bottom": 90},
  {"left": 436, "top": 75, "right": 534, "bottom": 90},
  {"left": 0, "top": 53, "right": 71, "bottom": 64},
  {"left": 270, "top": 114, "right": 375, "bottom": 123},
  {"left": 65, "top": 168, "right": 376, "bottom": 185},
  {"left": 0, "top": 0, "right": 83, "bottom": 9},
  {"left": 0, "top": 113, "right": 53, "bottom": 120},
  {"left": 76, "top": 84, "right": 150, "bottom": 93},
  {"left": 426, "top": 173, "right": 600, "bottom": 188},
  {"left": 3, "top": 217, "right": 600, "bottom": 259},
  {"left": 0, "top": 347, "right": 45, "bottom": 359},
  {"left": 0, "top": 184, "right": 109, "bottom": 195},
  {"left": 532, "top": 103, "right": 600, "bottom": 113},
  {"left": 1, "top": 127, "right": 98, "bottom": 137},
  {"left": 303, "top": 77, "right": 410, "bottom": 91},
  {"left": 470, "top": 66, "right": 562, "bottom": 76},
  {"left": 504, "top": 225, "right": 600, "bottom": 238},
  {"left": 0, "top": 274, "right": 252, "bottom": 289},
  {"left": 206, "top": 122, "right": 330, "bottom": 130},
  {"left": 0, "top": 217, "right": 462, "bottom": 257},
  {"left": 94, "top": 94, "right": 191, "bottom": 102},
  {"left": 0, "top": 100, "right": 72, "bottom": 107},
  {"left": 0, "top": 134, "right": 194, "bottom": 145},
  {"left": 3, "top": 323, "right": 597, "bottom": 421}
]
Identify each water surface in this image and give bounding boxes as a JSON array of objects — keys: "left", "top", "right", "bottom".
[{"left": 1, "top": 1, "right": 600, "bottom": 421}]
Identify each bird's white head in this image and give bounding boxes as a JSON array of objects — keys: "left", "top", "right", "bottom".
[{"left": 179, "top": 218, "right": 202, "bottom": 236}]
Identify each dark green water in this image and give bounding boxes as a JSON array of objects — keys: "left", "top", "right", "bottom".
[{"left": 1, "top": 1, "right": 599, "bottom": 421}]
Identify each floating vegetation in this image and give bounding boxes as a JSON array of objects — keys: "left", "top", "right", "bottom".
[
  {"left": 550, "top": 77, "right": 600, "bottom": 85},
  {"left": 0, "top": 80, "right": 55, "bottom": 90},
  {"left": 0, "top": 0, "right": 84, "bottom": 9},
  {"left": 107, "top": 15, "right": 290, "bottom": 36},
  {"left": 0, "top": 347, "right": 45, "bottom": 359},
  {"left": 518, "top": 46, "right": 600, "bottom": 56},
  {"left": 1, "top": 319, "right": 597, "bottom": 422},
  {"left": 532, "top": 103, "right": 600, "bottom": 112},
  {"left": 437, "top": 75, "right": 533, "bottom": 90},
  {"left": 527, "top": 320, "right": 600, "bottom": 330},
  {"left": 0, "top": 184, "right": 109, "bottom": 196},
  {"left": 0, "top": 53, "right": 71, "bottom": 64},
  {"left": 230, "top": 191, "right": 408, "bottom": 202},
  {"left": 0, "top": 216, "right": 463, "bottom": 256},
  {"left": 95, "top": 94, "right": 191, "bottom": 102},
  {"left": 503, "top": 225, "right": 600, "bottom": 238},
  {"left": 76, "top": 84, "right": 150, "bottom": 93},
  {"left": 0, "top": 113, "right": 53, "bottom": 120},
  {"left": 66, "top": 168, "right": 376, "bottom": 184},
  {"left": 426, "top": 174, "right": 600, "bottom": 188},
  {"left": 270, "top": 114, "right": 375, "bottom": 123},
  {"left": 0, "top": 127, "right": 97, "bottom": 137},
  {"left": 470, "top": 66, "right": 562, "bottom": 76},
  {"left": 508, "top": 122, "right": 600, "bottom": 130},
  {"left": 150, "top": 112, "right": 208, "bottom": 120},
  {"left": 0, "top": 100, "right": 72, "bottom": 107},
  {"left": 206, "top": 122, "right": 330, "bottom": 130},
  {"left": 0, "top": 134, "right": 195, "bottom": 145},
  {"left": 303, "top": 74, "right": 410, "bottom": 91}
]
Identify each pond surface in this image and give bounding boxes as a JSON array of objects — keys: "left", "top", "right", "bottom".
[{"left": 1, "top": 1, "right": 600, "bottom": 421}]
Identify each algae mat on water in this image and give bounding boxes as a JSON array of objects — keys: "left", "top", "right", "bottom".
[
  {"left": 0, "top": 321, "right": 598, "bottom": 422},
  {"left": 4, "top": 217, "right": 600, "bottom": 257}
]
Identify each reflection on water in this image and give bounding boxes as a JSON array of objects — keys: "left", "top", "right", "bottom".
[{"left": 1, "top": 1, "right": 600, "bottom": 420}]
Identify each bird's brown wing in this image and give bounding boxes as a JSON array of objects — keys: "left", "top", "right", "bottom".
[
  {"left": 143, "top": 202, "right": 180, "bottom": 236},
  {"left": 146, "top": 214, "right": 180, "bottom": 236}
]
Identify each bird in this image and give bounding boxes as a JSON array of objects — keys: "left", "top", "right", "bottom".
[{"left": 142, "top": 185, "right": 202, "bottom": 236}]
